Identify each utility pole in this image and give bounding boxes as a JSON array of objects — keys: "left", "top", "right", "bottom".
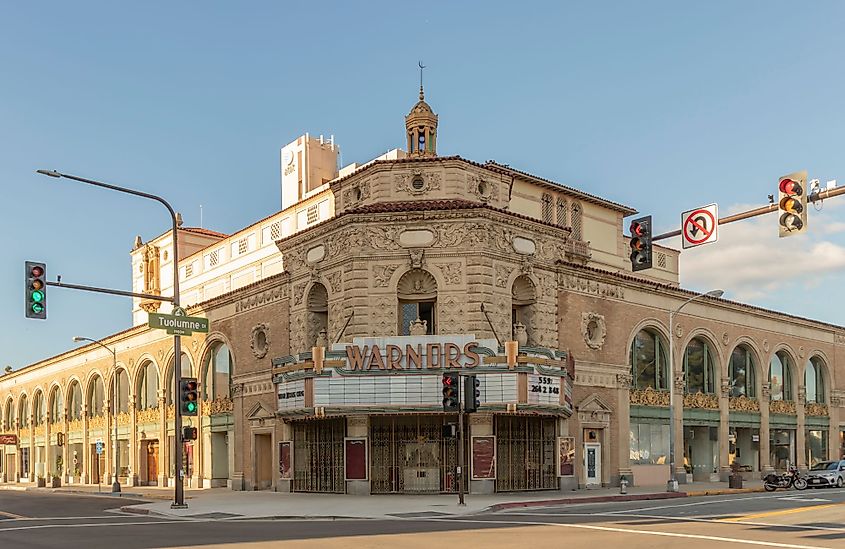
[{"left": 457, "top": 375, "right": 465, "bottom": 506}]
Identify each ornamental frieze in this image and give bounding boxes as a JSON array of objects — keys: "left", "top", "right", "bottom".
[
  {"left": 88, "top": 415, "right": 106, "bottom": 429},
  {"left": 769, "top": 400, "right": 797, "bottom": 415},
  {"left": 805, "top": 402, "right": 829, "bottom": 417},
  {"left": 435, "top": 263, "right": 462, "bottom": 285},
  {"left": 372, "top": 264, "right": 399, "bottom": 287},
  {"left": 630, "top": 387, "right": 670, "bottom": 407},
  {"left": 137, "top": 407, "right": 159, "bottom": 425},
  {"left": 68, "top": 419, "right": 83, "bottom": 432},
  {"left": 202, "top": 397, "right": 234, "bottom": 416},
  {"left": 234, "top": 286, "right": 285, "bottom": 314},
  {"left": 326, "top": 271, "right": 343, "bottom": 293},
  {"left": 116, "top": 412, "right": 131, "bottom": 426},
  {"left": 729, "top": 395, "right": 760, "bottom": 412},
  {"left": 684, "top": 392, "right": 719, "bottom": 409},
  {"left": 494, "top": 265, "right": 510, "bottom": 288},
  {"left": 19, "top": 427, "right": 30, "bottom": 440},
  {"left": 558, "top": 274, "right": 625, "bottom": 300}
]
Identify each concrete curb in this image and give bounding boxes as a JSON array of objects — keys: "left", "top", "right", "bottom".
[
  {"left": 685, "top": 487, "right": 766, "bottom": 497},
  {"left": 485, "top": 491, "right": 687, "bottom": 512}
]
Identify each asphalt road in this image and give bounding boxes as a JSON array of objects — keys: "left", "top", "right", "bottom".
[{"left": 0, "top": 488, "right": 843, "bottom": 548}]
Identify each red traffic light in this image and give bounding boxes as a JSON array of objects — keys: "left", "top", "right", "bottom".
[
  {"left": 30, "top": 265, "right": 44, "bottom": 278},
  {"left": 779, "top": 178, "right": 803, "bottom": 196},
  {"left": 630, "top": 221, "right": 645, "bottom": 236}
]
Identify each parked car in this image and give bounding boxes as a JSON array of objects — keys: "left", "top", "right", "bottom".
[{"left": 805, "top": 460, "right": 845, "bottom": 488}]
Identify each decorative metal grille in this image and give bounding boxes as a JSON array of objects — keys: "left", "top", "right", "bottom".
[
  {"left": 293, "top": 418, "right": 345, "bottom": 493},
  {"left": 557, "top": 197, "right": 568, "bottom": 227},
  {"left": 370, "top": 415, "right": 462, "bottom": 494},
  {"left": 496, "top": 415, "right": 557, "bottom": 492},
  {"left": 270, "top": 221, "right": 281, "bottom": 241},
  {"left": 238, "top": 238, "right": 249, "bottom": 255},
  {"left": 307, "top": 204, "right": 319, "bottom": 224},
  {"left": 541, "top": 193, "right": 553, "bottom": 223}
]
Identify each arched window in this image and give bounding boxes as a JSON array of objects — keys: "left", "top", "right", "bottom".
[
  {"left": 397, "top": 269, "right": 437, "bottom": 335},
  {"left": 88, "top": 376, "right": 104, "bottom": 417},
  {"left": 511, "top": 275, "right": 537, "bottom": 343},
  {"left": 729, "top": 345, "right": 757, "bottom": 397},
  {"left": 114, "top": 370, "right": 130, "bottom": 414},
  {"left": 19, "top": 395, "right": 29, "bottom": 428},
  {"left": 203, "top": 343, "right": 232, "bottom": 400},
  {"left": 68, "top": 382, "right": 83, "bottom": 420},
  {"left": 630, "top": 328, "right": 668, "bottom": 390},
  {"left": 165, "top": 353, "right": 193, "bottom": 405},
  {"left": 306, "top": 283, "right": 328, "bottom": 348},
  {"left": 32, "top": 391, "right": 45, "bottom": 427},
  {"left": 769, "top": 351, "right": 794, "bottom": 401},
  {"left": 49, "top": 387, "right": 63, "bottom": 424},
  {"left": 5, "top": 399, "right": 15, "bottom": 430},
  {"left": 683, "top": 337, "right": 716, "bottom": 394},
  {"left": 805, "top": 356, "right": 825, "bottom": 404},
  {"left": 137, "top": 361, "right": 160, "bottom": 410}
]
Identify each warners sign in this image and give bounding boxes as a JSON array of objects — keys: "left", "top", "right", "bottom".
[{"left": 345, "top": 342, "right": 480, "bottom": 371}]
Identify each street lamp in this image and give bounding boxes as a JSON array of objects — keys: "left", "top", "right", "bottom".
[
  {"left": 39, "top": 169, "right": 186, "bottom": 508},
  {"left": 667, "top": 288, "right": 724, "bottom": 492},
  {"left": 72, "top": 335, "right": 120, "bottom": 494}
]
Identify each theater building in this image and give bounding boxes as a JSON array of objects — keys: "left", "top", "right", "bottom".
[{"left": 1, "top": 87, "right": 844, "bottom": 493}]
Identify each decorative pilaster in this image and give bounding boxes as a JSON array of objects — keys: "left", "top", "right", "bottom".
[
  {"left": 104, "top": 399, "right": 113, "bottom": 484},
  {"left": 82, "top": 405, "right": 90, "bottom": 483},
  {"left": 718, "top": 379, "right": 730, "bottom": 480},
  {"left": 44, "top": 413, "right": 51, "bottom": 481},
  {"left": 796, "top": 385, "right": 806, "bottom": 468},
  {"left": 158, "top": 395, "right": 167, "bottom": 487},
  {"left": 129, "top": 396, "right": 138, "bottom": 486},
  {"left": 672, "top": 373, "right": 686, "bottom": 481},
  {"left": 760, "top": 382, "right": 772, "bottom": 472},
  {"left": 616, "top": 373, "right": 633, "bottom": 484}
]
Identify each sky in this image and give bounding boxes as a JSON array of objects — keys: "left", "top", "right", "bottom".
[{"left": 2, "top": 1, "right": 845, "bottom": 370}]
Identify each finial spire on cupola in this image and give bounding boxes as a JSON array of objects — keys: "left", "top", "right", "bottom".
[{"left": 406, "top": 61, "right": 438, "bottom": 157}]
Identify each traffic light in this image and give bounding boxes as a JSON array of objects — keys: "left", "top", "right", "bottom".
[
  {"left": 464, "top": 374, "right": 481, "bottom": 413},
  {"left": 777, "top": 171, "right": 808, "bottom": 237},
  {"left": 441, "top": 372, "right": 460, "bottom": 412},
  {"left": 442, "top": 423, "right": 457, "bottom": 439},
  {"left": 182, "top": 426, "right": 197, "bottom": 441},
  {"left": 25, "top": 261, "right": 47, "bottom": 319},
  {"left": 180, "top": 378, "right": 199, "bottom": 416},
  {"left": 628, "top": 216, "right": 653, "bottom": 272}
]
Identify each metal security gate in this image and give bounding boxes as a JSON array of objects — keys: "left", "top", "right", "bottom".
[
  {"left": 496, "top": 416, "right": 557, "bottom": 492},
  {"left": 293, "top": 418, "right": 345, "bottom": 493},
  {"left": 370, "top": 416, "right": 462, "bottom": 494}
]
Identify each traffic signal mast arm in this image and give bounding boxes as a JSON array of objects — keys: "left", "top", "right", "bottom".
[
  {"left": 46, "top": 278, "right": 175, "bottom": 303},
  {"left": 650, "top": 184, "right": 845, "bottom": 242}
]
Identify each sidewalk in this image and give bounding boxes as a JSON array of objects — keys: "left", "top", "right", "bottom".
[{"left": 1, "top": 480, "right": 766, "bottom": 519}]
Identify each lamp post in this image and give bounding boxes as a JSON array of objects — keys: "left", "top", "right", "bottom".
[
  {"left": 667, "top": 289, "right": 724, "bottom": 492},
  {"left": 38, "top": 169, "right": 186, "bottom": 508},
  {"left": 72, "top": 336, "right": 120, "bottom": 494}
]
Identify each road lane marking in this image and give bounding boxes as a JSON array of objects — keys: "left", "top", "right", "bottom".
[
  {"left": 0, "top": 519, "right": 209, "bottom": 533},
  {"left": 721, "top": 503, "right": 841, "bottom": 522},
  {"left": 605, "top": 493, "right": 794, "bottom": 514},
  {"left": 414, "top": 517, "right": 831, "bottom": 548}
]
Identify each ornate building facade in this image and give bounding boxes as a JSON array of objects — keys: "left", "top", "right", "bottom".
[{"left": 1, "top": 89, "right": 843, "bottom": 493}]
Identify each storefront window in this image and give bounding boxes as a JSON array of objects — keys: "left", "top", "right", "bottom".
[
  {"left": 49, "top": 387, "right": 63, "bottom": 423},
  {"left": 32, "top": 391, "right": 45, "bottom": 426},
  {"left": 203, "top": 343, "right": 232, "bottom": 400},
  {"left": 137, "top": 361, "right": 160, "bottom": 410},
  {"left": 115, "top": 370, "right": 130, "bottom": 414},
  {"left": 804, "top": 356, "right": 825, "bottom": 403},
  {"left": 770, "top": 429, "right": 795, "bottom": 470},
  {"left": 630, "top": 329, "right": 668, "bottom": 390},
  {"left": 683, "top": 338, "right": 715, "bottom": 394},
  {"left": 68, "top": 381, "right": 83, "bottom": 420},
  {"left": 88, "top": 377, "right": 104, "bottom": 417},
  {"left": 769, "top": 351, "right": 793, "bottom": 401},
  {"left": 629, "top": 422, "right": 669, "bottom": 465},
  {"left": 728, "top": 345, "right": 756, "bottom": 397},
  {"left": 806, "top": 430, "right": 827, "bottom": 466},
  {"left": 19, "top": 395, "right": 29, "bottom": 428},
  {"left": 728, "top": 427, "right": 759, "bottom": 472}
]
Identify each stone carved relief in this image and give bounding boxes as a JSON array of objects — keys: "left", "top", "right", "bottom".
[
  {"left": 342, "top": 180, "right": 370, "bottom": 206},
  {"left": 435, "top": 222, "right": 489, "bottom": 249},
  {"left": 616, "top": 373, "right": 633, "bottom": 390},
  {"left": 234, "top": 286, "right": 286, "bottom": 313},
  {"left": 284, "top": 248, "right": 305, "bottom": 272},
  {"left": 326, "top": 271, "right": 343, "bottom": 294},
  {"left": 136, "top": 407, "right": 158, "bottom": 425},
  {"left": 720, "top": 379, "right": 730, "bottom": 398},
  {"left": 328, "top": 301, "right": 346, "bottom": 343},
  {"left": 372, "top": 264, "right": 399, "bottom": 288},
  {"left": 394, "top": 170, "right": 442, "bottom": 196},
  {"left": 251, "top": 323, "right": 270, "bottom": 359},
  {"left": 761, "top": 382, "right": 771, "bottom": 399},
  {"left": 466, "top": 174, "right": 499, "bottom": 202},
  {"left": 409, "top": 249, "right": 425, "bottom": 269},
  {"left": 683, "top": 392, "right": 720, "bottom": 409},
  {"left": 289, "top": 310, "right": 308, "bottom": 355},
  {"left": 494, "top": 265, "right": 510, "bottom": 288},
  {"left": 371, "top": 296, "right": 395, "bottom": 337},
  {"left": 202, "top": 397, "right": 234, "bottom": 416},
  {"left": 293, "top": 282, "right": 307, "bottom": 306},
  {"left": 581, "top": 312, "right": 607, "bottom": 350},
  {"left": 88, "top": 416, "right": 105, "bottom": 429},
  {"left": 629, "top": 387, "right": 670, "bottom": 407},
  {"left": 722, "top": 332, "right": 730, "bottom": 346},
  {"left": 729, "top": 395, "right": 760, "bottom": 412},
  {"left": 438, "top": 295, "right": 464, "bottom": 334},
  {"left": 436, "top": 263, "right": 462, "bottom": 285},
  {"left": 558, "top": 274, "right": 625, "bottom": 300},
  {"left": 674, "top": 373, "right": 686, "bottom": 392},
  {"left": 763, "top": 339, "right": 770, "bottom": 353},
  {"left": 541, "top": 275, "right": 557, "bottom": 299},
  {"left": 520, "top": 256, "right": 534, "bottom": 276}
]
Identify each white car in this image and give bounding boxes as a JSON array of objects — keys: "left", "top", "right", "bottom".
[{"left": 805, "top": 460, "right": 845, "bottom": 488}]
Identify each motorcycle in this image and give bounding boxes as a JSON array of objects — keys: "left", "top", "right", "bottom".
[{"left": 763, "top": 466, "right": 807, "bottom": 491}]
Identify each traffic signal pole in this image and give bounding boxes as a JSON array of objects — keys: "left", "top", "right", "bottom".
[
  {"left": 36, "top": 169, "right": 186, "bottom": 509},
  {"left": 651, "top": 184, "right": 845, "bottom": 242},
  {"left": 458, "top": 383, "right": 465, "bottom": 506}
]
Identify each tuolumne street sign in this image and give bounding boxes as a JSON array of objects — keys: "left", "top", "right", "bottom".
[{"left": 148, "top": 312, "right": 210, "bottom": 335}]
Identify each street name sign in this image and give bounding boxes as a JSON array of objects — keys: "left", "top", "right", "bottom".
[
  {"left": 148, "top": 313, "right": 210, "bottom": 335},
  {"left": 681, "top": 203, "right": 719, "bottom": 249}
]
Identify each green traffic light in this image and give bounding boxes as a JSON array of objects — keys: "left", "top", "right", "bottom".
[
  {"left": 31, "top": 303, "right": 44, "bottom": 314},
  {"left": 31, "top": 290, "right": 44, "bottom": 303},
  {"left": 186, "top": 402, "right": 197, "bottom": 413}
]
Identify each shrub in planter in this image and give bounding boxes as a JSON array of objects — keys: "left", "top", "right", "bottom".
[
  {"left": 36, "top": 476, "right": 46, "bottom": 488},
  {"left": 729, "top": 461, "right": 743, "bottom": 489},
  {"left": 51, "top": 475, "right": 61, "bottom": 488}
]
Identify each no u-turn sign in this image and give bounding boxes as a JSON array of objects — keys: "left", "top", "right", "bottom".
[{"left": 681, "top": 204, "right": 719, "bottom": 249}]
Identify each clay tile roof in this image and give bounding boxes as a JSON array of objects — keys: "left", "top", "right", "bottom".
[{"left": 181, "top": 227, "right": 228, "bottom": 239}]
